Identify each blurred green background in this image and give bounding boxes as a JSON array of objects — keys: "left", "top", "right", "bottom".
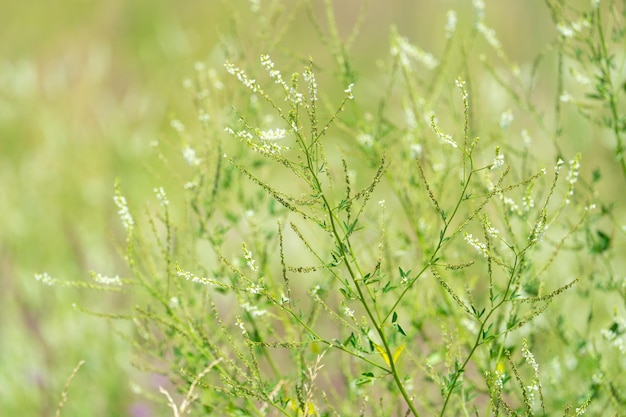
[{"left": 1, "top": 1, "right": 622, "bottom": 416}]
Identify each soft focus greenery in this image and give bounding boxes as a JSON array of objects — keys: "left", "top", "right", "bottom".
[{"left": 1, "top": 1, "right": 624, "bottom": 416}]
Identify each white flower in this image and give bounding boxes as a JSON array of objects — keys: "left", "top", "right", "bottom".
[
  {"left": 410, "top": 143, "right": 422, "bottom": 159},
  {"left": 259, "top": 128, "right": 287, "bottom": 141},
  {"left": 236, "top": 317, "right": 247, "bottom": 335},
  {"left": 491, "top": 147, "right": 504, "bottom": 170},
  {"left": 556, "top": 23, "right": 575, "bottom": 38},
  {"left": 35, "top": 272, "right": 56, "bottom": 286},
  {"left": 431, "top": 115, "right": 458, "bottom": 148},
  {"left": 464, "top": 233, "right": 489, "bottom": 257},
  {"left": 499, "top": 110, "right": 513, "bottom": 130},
  {"left": 477, "top": 22, "right": 501, "bottom": 50},
  {"left": 225, "top": 62, "right": 261, "bottom": 93},
  {"left": 91, "top": 272, "right": 122, "bottom": 286},
  {"left": 114, "top": 186, "right": 134, "bottom": 234},
  {"left": 242, "top": 243, "right": 258, "bottom": 272},
  {"left": 445, "top": 10, "right": 457, "bottom": 38},
  {"left": 344, "top": 83, "right": 355, "bottom": 99},
  {"left": 303, "top": 67, "right": 318, "bottom": 103},
  {"left": 357, "top": 133, "right": 373, "bottom": 147},
  {"left": 170, "top": 119, "right": 185, "bottom": 132},
  {"left": 182, "top": 145, "right": 201, "bottom": 166},
  {"left": 154, "top": 187, "right": 169, "bottom": 207}
]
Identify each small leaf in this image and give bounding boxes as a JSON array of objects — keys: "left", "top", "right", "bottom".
[
  {"left": 392, "top": 311, "right": 398, "bottom": 323},
  {"left": 395, "top": 323, "right": 407, "bottom": 336},
  {"left": 382, "top": 281, "right": 396, "bottom": 293},
  {"left": 592, "top": 168, "right": 601, "bottom": 183},
  {"left": 591, "top": 230, "right": 611, "bottom": 254},
  {"left": 355, "top": 372, "right": 375, "bottom": 385}
]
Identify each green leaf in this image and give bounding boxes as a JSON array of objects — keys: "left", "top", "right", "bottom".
[
  {"left": 591, "top": 230, "right": 611, "bottom": 254},
  {"left": 382, "top": 281, "right": 396, "bottom": 293},
  {"left": 395, "top": 323, "right": 407, "bottom": 336},
  {"left": 355, "top": 372, "right": 375, "bottom": 385},
  {"left": 592, "top": 168, "right": 601, "bottom": 183}
]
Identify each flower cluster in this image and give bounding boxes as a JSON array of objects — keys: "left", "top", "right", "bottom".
[
  {"left": 114, "top": 186, "right": 134, "bottom": 234},
  {"left": 391, "top": 35, "right": 438, "bottom": 70},
  {"left": 224, "top": 62, "right": 262, "bottom": 93},
  {"left": 260, "top": 54, "right": 303, "bottom": 105},
  {"left": 35, "top": 272, "right": 57, "bottom": 286},
  {"left": 225, "top": 126, "right": 288, "bottom": 157},
  {"left": 445, "top": 10, "right": 457, "bottom": 38},
  {"left": 91, "top": 272, "right": 122, "bottom": 286},
  {"left": 154, "top": 187, "right": 169, "bottom": 208},
  {"left": 430, "top": 115, "right": 458, "bottom": 149},
  {"left": 464, "top": 233, "right": 489, "bottom": 258},
  {"left": 182, "top": 145, "right": 201, "bottom": 166},
  {"left": 242, "top": 242, "right": 258, "bottom": 272}
]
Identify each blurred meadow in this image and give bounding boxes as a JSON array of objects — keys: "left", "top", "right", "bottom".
[{"left": 1, "top": 0, "right": 624, "bottom": 416}]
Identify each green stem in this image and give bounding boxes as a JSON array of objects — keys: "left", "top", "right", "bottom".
[{"left": 595, "top": 6, "right": 626, "bottom": 181}]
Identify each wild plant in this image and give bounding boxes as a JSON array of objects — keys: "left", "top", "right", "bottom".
[{"left": 37, "top": 1, "right": 626, "bottom": 416}]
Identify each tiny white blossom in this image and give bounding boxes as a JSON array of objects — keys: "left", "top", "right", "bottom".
[
  {"left": 344, "top": 83, "right": 355, "bottom": 99},
  {"left": 445, "top": 10, "right": 457, "bottom": 38},
  {"left": 392, "top": 36, "right": 439, "bottom": 69},
  {"left": 464, "top": 233, "right": 489, "bottom": 258},
  {"left": 571, "top": 68, "right": 591, "bottom": 85},
  {"left": 556, "top": 23, "right": 575, "bottom": 38},
  {"left": 247, "top": 283, "right": 263, "bottom": 295},
  {"left": 521, "top": 339, "right": 539, "bottom": 374},
  {"left": 494, "top": 369, "right": 505, "bottom": 390},
  {"left": 567, "top": 155, "right": 581, "bottom": 192},
  {"left": 236, "top": 317, "right": 247, "bottom": 335},
  {"left": 431, "top": 115, "right": 458, "bottom": 148},
  {"left": 455, "top": 77, "right": 469, "bottom": 100},
  {"left": 473, "top": 0, "right": 485, "bottom": 18},
  {"left": 357, "top": 133, "right": 373, "bottom": 147},
  {"left": 225, "top": 62, "right": 261, "bottom": 93},
  {"left": 499, "top": 110, "right": 513, "bottom": 130},
  {"left": 410, "top": 143, "right": 422, "bottom": 159},
  {"left": 491, "top": 147, "right": 504, "bottom": 170},
  {"left": 182, "top": 78, "right": 193, "bottom": 89},
  {"left": 91, "top": 272, "right": 122, "bottom": 286},
  {"left": 35, "top": 272, "right": 56, "bottom": 286},
  {"left": 242, "top": 243, "right": 258, "bottom": 272},
  {"left": 241, "top": 302, "right": 267, "bottom": 317},
  {"left": 477, "top": 22, "right": 501, "bottom": 50},
  {"left": 198, "top": 109, "right": 210, "bottom": 123},
  {"left": 114, "top": 186, "right": 134, "bottom": 234},
  {"left": 303, "top": 67, "right": 318, "bottom": 103},
  {"left": 182, "top": 145, "right": 201, "bottom": 166},
  {"left": 259, "top": 128, "right": 287, "bottom": 141},
  {"left": 154, "top": 187, "right": 169, "bottom": 207},
  {"left": 170, "top": 119, "right": 185, "bottom": 133}
]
